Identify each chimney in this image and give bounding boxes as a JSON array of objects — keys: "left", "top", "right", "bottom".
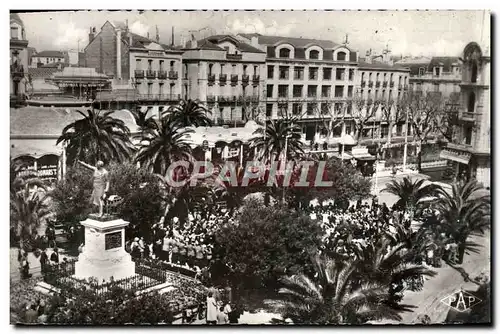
[
  {"left": 155, "top": 25, "right": 160, "bottom": 43},
  {"left": 89, "top": 27, "right": 95, "bottom": 44},
  {"left": 147, "top": 32, "right": 150, "bottom": 40},
  {"left": 251, "top": 36, "right": 259, "bottom": 47},
  {"left": 116, "top": 29, "right": 122, "bottom": 79},
  {"left": 129, "top": 32, "right": 133, "bottom": 46},
  {"left": 191, "top": 34, "right": 197, "bottom": 49},
  {"left": 171, "top": 26, "right": 175, "bottom": 46},
  {"left": 365, "top": 49, "right": 372, "bottom": 64}
]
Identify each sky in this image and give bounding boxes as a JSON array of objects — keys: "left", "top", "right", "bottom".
[{"left": 17, "top": 10, "right": 488, "bottom": 57}]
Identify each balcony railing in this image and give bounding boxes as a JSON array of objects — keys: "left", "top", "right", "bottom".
[
  {"left": 168, "top": 71, "right": 178, "bottom": 80},
  {"left": 138, "top": 94, "right": 180, "bottom": 101},
  {"left": 389, "top": 82, "right": 395, "bottom": 88},
  {"left": 413, "top": 72, "right": 461, "bottom": 81},
  {"left": 157, "top": 70, "right": 167, "bottom": 79},
  {"left": 219, "top": 74, "right": 227, "bottom": 85},
  {"left": 460, "top": 111, "right": 479, "bottom": 122},
  {"left": 207, "top": 95, "right": 216, "bottom": 103},
  {"left": 252, "top": 75, "right": 260, "bottom": 85},
  {"left": 226, "top": 53, "right": 243, "bottom": 60},
  {"left": 146, "top": 70, "right": 156, "bottom": 79},
  {"left": 242, "top": 75, "right": 250, "bottom": 85},
  {"left": 376, "top": 82, "right": 381, "bottom": 88},
  {"left": 135, "top": 70, "right": 145, "bottom": 79},
  {"left": 208, "top": 74, "right": 216, "bottom": 85},
  {"left": 368, "top": 81, "right": 374, "bottom": 88},
  {"left": 230, "top": 75, "right": 238, "bottom": 86},
  {"left": 361, "top": 81, "right": 366, "bottom": 88},
  {"left": 398, "top": 84, "right": 403, "bottom": 90},
  {"left": 383, "top": 81, "right": 388, "bottom": 88}
]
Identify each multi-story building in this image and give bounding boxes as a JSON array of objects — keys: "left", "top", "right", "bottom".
[
  {"left": 440, "top": 41, "right": 490, "bottom": 187},
  {"left": 182, "top": 35, "right": 266, "bottom": 126},
  {"left": 84, "top": 21, "right": 183, "bottom": 114},
  {"left": 31, "top": 50, "right": 67, "bottom": 68},
  {"left": 10, "top": 13, "right": 29, "bottom": 105},
  {"left": 238, "top": 33, "right": 359, "bottom": 141}
]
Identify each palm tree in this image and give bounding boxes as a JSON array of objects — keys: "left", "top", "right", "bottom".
[
  {"left": 10, "top": 182, "right": 51, "bottom": 251},
  {"left": 166, "top": 99, "right": 212, "bottom": 127},
  {"left": 381, "top": 176, "right": 441, "bottom": 216},
  {"left": 432, "top": 180, "right": 490, "bottom": 264},
  {"left": 57, "top": 109, "right": 135, "bottom": 165},
  {"left": 265, "top": 256, "right": 415, "bottom": 324},
  {"left": 250, "top": 119, "right": 304, "bottom": 162},
  {"left": 134, "top": 117, "right": 193, "bottom": 176}
]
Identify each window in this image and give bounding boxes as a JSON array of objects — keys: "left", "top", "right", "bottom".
[
  {"left": 375, "top": 90, "right": 379, "bottom": 99},
  {"left": 396, "top": 124, "right": 403, "bottom": 136},
  {"left": 220, "top": 64, "right": 225, "bottom": 74},
  {"left": 293, "top": 85, "right": 303, "bottom": 98},
  {"left": 360, "top": 89, "right": 364, "bottom": 97},
  {"left": 381, "top": 125, "right": 389, "bottom": 138},
  {"left": 232, "top": 64, "right": 236, "bottom": 74},
  {"left": 418, "top": 67, "right": 425, "bottom": 76},
  {"left": 307, "top": 103, "right": 316, "bottom": 115},
  {"left": 279, "top": 48, "right": 291, "bottom": 58},
  {"left": 348, "top": 69, "right": 355, "bottom": 81},
  {"left": 389, "top": 90, "right": 393, "bottom": 101},
  {"left": 468, "top": 92, "right": 476, "bottom": 113},
  {"left": 148, "top": 60, "right": 153, "bottom": 70},
  {"left": 10, "top": 26, "right": 18, "bottom": 39},
  {"left": 376, "top": 73, "right": 380, "bottom": 82},
  {"left": 334, "top": 86, "right": 344, "bottom": 98},
  {"left": 334, "top": 103, "right": 343, "bottom": 115},
  {"left": 398, "top": 76, "right": 402, "bottom": 85},
  {"left": 136, "top": 59, "right": 142, "bottom": 70},
  {"left": 368, "top": 73, "right": 372, "bottom": 81},
  {"left": 464, "top": 126, "right": 473, "bottom": 145},
  {"left": 147, "top": 83, "right": 153, "bottom": 95},
  {"left": 390, "top": 73, "right": 394, "bottom": 82},
  {"left": 279, "top": 66, "right": 289, "bottom": 80},
  {"left": 336, "top": 51, "right": 346, "bottom": 61},
  {"left": 416, "top": 83, "right": 422, "bottom": 91},
  {"left": 321, "top": 86, "right": 330, "bottom": 98},
  {"left": 292, "top": 103, "right": 302, "bottom": 115},
  {"left": 208, "top": 63, "right": 213, "bottom": 76},
  {"left": 159, "top": 60, "right": 164, "bottom": 71},
  {"left": 309, "top": 50, "right": 320, "bottom": 60},
  {"left": 243, "top": 65, "right": 247, "bottom": 75},
  {"left": 307, "top": 85, "right": 317, "bottom": 98},
  {"left": 471, "top": 63, "right": 478, "bottom": 83},
  {"left": 435, "top": 67, "right": 441, "bottom": 76},
  {"left": 266, "top": 104, "right": 273, "bottom": 117},
  {"left": 253, "top": 65, "right": 258, "bottom": 75},
  {"left": 159, "top": 83, "right": 164, "bottom": 95},
  {"left": 382, "top": 90, "right": 386, "bottom": 99},
  {"left": 346, "top": 103, "right": 352, "bottom": 114},
  {"left": 323, "top": 68, "right": 332, "bottom": 80},
  {"left": 383, "top": 73, "right": 387, "bottom": 82},
  {"left": 267, "top": 65, "right": 274, "bottom": 79},
  {"left": 278, "top": 85, "right": 288, "bottom": 98},
  {"left": 170, "top": 61, "right": 175, "bottom": 70},
  {"left": 321, "top": 103, "right": 329, "bottom": 114},
  {"left": 361, "top": 72, "right": 365, "bottom": 82},
  {"left": 434, "top": 83, "right": 440, "bottom": 92},
  {"left": 294, "top": 67, "right": 304, "bottom": 80},
  {"left": 336, "top": 68, "right": 345, "bottom": 80},
  {"left": 309, "top": 67, "right": 319, "bottom": 80},
  {"left": 368, "top": 89, "right": 372, "bottom": 98},
  {"left": 278, "top": 103, "right": 288, "bottom": 117},
  {"left": 184, "top": 64, "right": 188, "bottom": 78},
  {"left": 267, "top": 85, "right": 274, "bottom": 98},
  {"left": 347, "top": 86, "right": 353, "bottom": 98}
]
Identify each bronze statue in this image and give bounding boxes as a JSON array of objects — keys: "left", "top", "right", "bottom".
[{"left": 77, "top": 160, "right": 109, "bottom": 217}]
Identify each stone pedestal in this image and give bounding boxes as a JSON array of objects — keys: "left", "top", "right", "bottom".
[{"left": 74, "top": 217, "right": 135, "bottom": 282}]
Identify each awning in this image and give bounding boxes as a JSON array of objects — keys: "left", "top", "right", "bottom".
[
  {"left": 10, "top": 139, "right": 62, "bottom": 159},
  {"left": 354, "top": 155, "right": 376, "bottom": 161},
  {"left": 440, "top": 149, "right": 471, "bottom": 164}
]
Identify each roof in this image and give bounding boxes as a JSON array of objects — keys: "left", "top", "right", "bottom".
[
  {"left": 405, "top": 62, "right": 432, "bottom": 76},
  {"left": 28, "top": 67, "right": 59, "bottom": 79},
  {"left": 41, "top": 61, "right": 66, "bottom": 68},
  {"left": 239, "top": 33, "right": 340, "bottom": 50},
  {"left": 10, "top": 13, "right": 24, "bottom": 27},
  {"left": 34, "top": 50, "right": 65, "bottom": 58},
  {"left": 10, "top": 107, "right": 139, "bottom": 137},
  {"left": 358, "top": 60, "right": 410, "bottom": 71},
  {"left": 203, "top": 35, "right": 265, "bottom": 54},
  {"left": 428, "top": 57, "right": 460, "bottom": 72},
  {"left": 51, "top": 67, "right": 110, "bottom": 79},
  {"left": 125, "top": 32, "right": 180, "bottom": 52},
  {"left": 185, "top": 39, "right": 224, "bottom": 51}
]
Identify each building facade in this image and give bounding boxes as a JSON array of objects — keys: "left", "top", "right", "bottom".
[
  {"left": 238, "top": 33, "right": 359, "bottom": 141},
  {"left": 440, "top": 41, "right": 491, "bottom": 187},
  {"left": 10, "top": 13, "right": 29, "bottom": 104},
  {"left": 31, "top": 50, "right": 66, "bottom": 67},
  {"left": 182, "top": 35, "right": 266, "bottom": 126}
]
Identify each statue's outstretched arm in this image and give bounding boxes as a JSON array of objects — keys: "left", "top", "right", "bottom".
[{"left": 77, "top": 160, "right": 96, "bottom": 171}]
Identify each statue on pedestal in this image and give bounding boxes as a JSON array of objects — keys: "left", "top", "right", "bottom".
[{"left": 77, "top": 160, "right": 109, "bottom": 218}]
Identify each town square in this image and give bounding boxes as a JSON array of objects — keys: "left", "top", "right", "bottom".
[{"left": 9, "top": 10, "right": 491, "bottom": 325}]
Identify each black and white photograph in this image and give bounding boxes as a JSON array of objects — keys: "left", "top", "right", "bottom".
[{"left": 8, "top": 9, "right": 491, "bottom": 326}]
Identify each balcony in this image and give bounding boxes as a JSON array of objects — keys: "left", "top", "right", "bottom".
[
  {"left": 361, "top": 81, "right": 366, "bottom": 88},
  {"left": 134, "top": 70, "right": 145, "bottom": 79},
  {"left": 207, "top": 95, "right": 216, "bottom": 103},
  {"left": 252, "top": 75, "right": 260, "bottom": 86},
  {"left": 242, "top": 75, "right": 250, "bottom": 86},
  {"left": 208, "top": 74, "right": 216, "bottom": 85},
  {"left": 382, "top": 81, "right": 388, "bottom": 88},
  {"left": 219, "top": 74, "right": 227, "bottom": 86},
  {"left": 168, "top": 71, "right": 178, "bottom": 80},
  {"left": 138, "top": 94, "right": 180, "bottom": 101},
  {"left": 460, "top": 111, "right": 479, "bottom": 122},
  {"left": 413, "top": 72, "right": 461, "bottom": 82},
  {"left": 389, "top": 82, "right": 395, "bottom": 88},
  {"left": 157, "top": 70, "right": 167, "bottom": 79},
  {"left": 218, "top": 96, "right": 228, "bottom": 103},
  {"left": 230, "top": 75, "right": 238, "bottom": 86},
  {"left": 368, "top": 81, "right": 374, "bottom": 88},
  {"left": 226, "top": 53, "right": 243, "bottom": 60},
  {"left": 146, "top": 70, "right": 156, "bottom": 79},
  {"left": 376, "top": 82, "right": 381, "bottom": 88},
  {"left": 398, "top": 84, "right": 403, "bottom": 90}
]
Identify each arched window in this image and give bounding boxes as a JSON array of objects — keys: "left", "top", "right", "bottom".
[
  {"left": 471, "top": 63, "right": 478, "bottom": 83},
  {"left": 208, "top": 64, "right": 213, "bottom": 75},
  {"left": 309, "top": 50, "right": 320, "bottom": 60},
  {"left": 468, "top": 92, "right": 475, "bottom": 113},
  {"left": 336, "top": 51, "right": 346, "bottom": 61},
  {"left": 279, "top": 48, "right": 291, "bottom": 58}
]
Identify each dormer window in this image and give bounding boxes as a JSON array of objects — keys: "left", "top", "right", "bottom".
[
  {"left": 279, "top": 48, "right": 291, "bottom": 58},
  {"left": 336, "top": 52, "right": 346, "bottom": 61},
  {"left": 418, "top": 67, "right": 425, "bottom": 76},
  {"left": 434, "top": 67, "right": 441, "bottom": 76},
  {"left": 10, "top": 26, "right": 18, "bottom": 39},
  {"left": 309, "top": 50, "right": 319, "bottom": 60}
]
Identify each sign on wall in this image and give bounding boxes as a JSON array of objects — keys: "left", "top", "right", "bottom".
[{"left": 105, "top": 231, "right": 122, "bottom": 250}]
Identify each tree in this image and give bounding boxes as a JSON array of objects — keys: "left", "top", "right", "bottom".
[
  {"left": 10, "top": 181, "right": 51, "bottom": 251},
  {"left": 350, "top": 94, "right": 378, "bottom": 141},
  {"left": 432, "top": 180, "right": 490, "bottom": 264},
  {"left": 250, "top": 118, "right": 304, "bottom": 162},
  {"left": 381, "top": 176, "right": 441, "bottom": 216},
  {"left": 56, "top": 109, "right": 135, "bottom": 166},
  {"left": 379, "top": 98, "right": 407, "bottom": 156},
  {"left": 134, "top": 117, "right": 193, "bottom": 176},
  {"left": 265, "top": 256, "right": 415, "bottom": 324},
  {"left": 166, "top": 99, "right": 212, "bottom": 127},
  {"left": 434, "top": 92, "right": 462, "bottom": 143},
  {"left": 213, "top": 200, "right": 323, "bottom": 289}
]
